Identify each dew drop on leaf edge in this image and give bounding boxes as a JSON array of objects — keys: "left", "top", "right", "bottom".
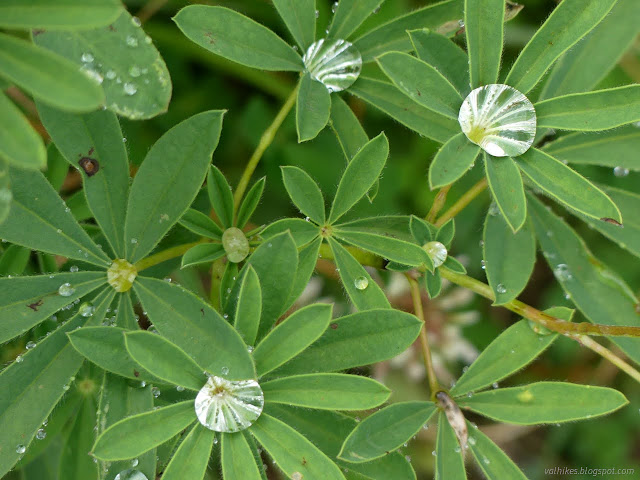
[{"left": 303, "top": 38, "right": 362, "bottom": 93}]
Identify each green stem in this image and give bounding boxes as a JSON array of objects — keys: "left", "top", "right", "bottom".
[
  {"left": 572, "top": 335, "right": 640, "bottom": 384},
  {"left": 426, "top": 185, "right": 451, "bottom": 224},
  {"left": 134, "top": 240, "right": 205, "bottom": 272},
  {"left": 435, "top": 177, "right": 488, "bottom": 227},
  {"left": 233, "top": 85, "right": 299, "bottom": 209}
]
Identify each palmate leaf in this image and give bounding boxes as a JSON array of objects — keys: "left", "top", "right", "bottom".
[
  {"left": 163, "top": 424, "right": 216, "bottom": 480},
  {"left": 272, "top": 0, "right": 316, "bottom": 50},
  {"left": 125, "top": 110, "right": 225, "bottom": 263},
  {"left": 0, "top": 0, "right": 122, "bottom": 29},
  {"left": 221, "top": 430, "right": 261, "bottom": 480},
  {"left": 0, "top": 287, "right": 114, "bottom": 477},
  {"left": 0, "top": 167, "right": 111, "bottom": 267},
  {"left": 465, "top": 0, "right": 504, "bottom": 89},
  {"left": 0, "top": 92, "right": 45, "bottom": 169},
  {"left": 484, "top": 154, "right": 527, "bottom": 232},
  {"left": 435, "top": 412, "right": 465, "bottom": 480},
  {"left": 458, "top": 382, "right": 628, "bottom": 424},
  {"left": 528, "top": 195, "right": 640, "bottom": 366},
  {"left": 505, "top": 0, "right": 618, "bottom": 94},
  {"left": 466, "top": 422, "right": 527, "bottom": 480},
  {"left": 174, "top": 6, "right": 303, "bottom": 71},
  {"left": 37, "top": 105, "right": 130, "bottom": 257},
  {"left": 0, "top": 33, "right": 103, "bottom": 112},
  {"left": 296, "top": 73, "right": 332, "bottom": 143},
  {"left": 281, "top": 166, "right": 326, "bottom": 224}
]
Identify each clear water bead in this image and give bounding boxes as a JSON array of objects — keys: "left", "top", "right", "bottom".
[
  {"left": 26, "top": 341, "right": 36, "bottom": 349},
  {"left": 423, "top": 241, "right": 447, "bottom": 267},
  {"left": 79, "top": 302, "right": 95, "bottom": 317},
  {"left": 222, "top": 227, "right": 250, "bottom": 263},
  {"left": 553, "top": 263, "right": 572, "bottom": 282},
  {"left": 613, "top": 166, "right": 629, "bottom": 177},
  {"left": 354, "top": 276, "right": 369, "bottom": 290},
  {"left": 194, "top": 375, "right": 264, "bottom": 433},
  {"left": 292, "top": 473, "right": 303, "bottom": 480},
  {"left": 58, "top": 283, "right": 75, "bottom": 297},
  {"left": 114, "top": 469, "right": 148, "bottom": 480},
  {"left": 123, "top": 83, "right": 138, "bottom": 96},
  {"left": 36, "top": 428, "right": 46, "bottom": 440},
  {"left": 16, "top": 444, "right": 26, "bottom": 454},
  {"left": 496, "top": 283, "right": 507, "bottom": 294},
  {"left": 459, "top": 84, "right": 536, "bottom": 157},
  {"left": 303, "top": 38, "right": 362, "bottom": 93}
]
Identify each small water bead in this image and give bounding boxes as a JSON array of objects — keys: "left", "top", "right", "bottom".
[
  {"left": 81, "top": 52, "right": 94, "bottom": 63},
  {"left": 292, "top": 473, "right": 303, "bottom": 480},
  {"left": 527, "top": 319, "right": 552, "bottom": 336},
  {"left": 431, "top": 450, "right": 437, "bottom": 457},
  {"left": 126, "top": 35, "right": 139, "bottom": 47},
  {"left": 492, "top": 382, "right": 499, "bottom": 389},
  {"left": 222, "top": 227, "right": 250, "bottom": 263},
  {"left": 123, "top": 83, "right": 138, "bottom": 96},
  {"left": 481, "top": 259, "right": 486, "bottom": 270},
  {"left": 354, "top": 276, "right": 369, "bottom": 290},
  {"left": 58, "top": 283, "right": 75, "bottom": 297},
  {"left": 107, "top": 259, "right": 137, "bottom": 292},
  {"left": 303, "top": 38, "right": 362, "bottom": 93},
  {"left": 151, "top": 387, "right": 161, "bottom": 398},
  {"left": 613, "top": 166, "right": 629, "bottom": 177},
  {"left": 79, "top": 302, "right": 95, "bottom": 317},
  {"left": 36, "top": 428, "right": 46, "bottom": 440},
  {"left": 221, "top": 366, "right": 229, "bottom": 376},
  {"left": 458, "top": 84, "right": 537, "bottom": 157},
  {"left": 176, "top": 385, "right": 185, "bottom": 392},
  {"left": 483, "top": 457, "right": 491, "bottom": 465},
  {"left": 194, "top": 375, "right": 264, "bottom": 433},
  {"left": 114, "top": 469, "right": 148, "bottom": 480},
  {"left": 16, "top": 444, "right": 26, "bottom": 454},
  {"left": 15, "top": 355, "right": 23, "bottom": 363},
  {"left": 131, "top": 16, "right": 142, "bottom": 27},
  {"left": 70, "top": 265, "right": 79, "bottom": 273},
  {"left": 554, "top": 263, "right": 572, "bottom": 282},
  {"left": 315, "top": 9, "right": 320, "bottom": 18},
  {"left": 468, "top": 437, "right": 477, "bottom": 446},
  {"left": 496, "top": 283, "right": 507, "bottom": 294},
  {"left": 247, "top": 345, "right": 254, "bottom": 353},
  {"left": 26, "top": 341, "right": 36, "bottom": 350},
  {"left": 423, "top": 241, "right": 448, "bottom": 267},
  {"left": 129, "top": 66, "right": 141, "bottom": 77},
  {"left": 454, "top": 445, "right": 462, "bottom": 453}
]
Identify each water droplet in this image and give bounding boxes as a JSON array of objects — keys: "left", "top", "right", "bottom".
[
  {"left": 194, "top": 375, "right": 264, "bottom": 432},
  {"left": 81, "top": 66, "right": 104, "bottom": 85},
  {"left": 16, "top": 444, "right": 26, "bottom": 454},
  {"left": 144, "top": 36, "right": 152, "bottom": 45},
  {"left": 431, "top": 450, "right": 437, "bottom": 456},
  {"left": 26, "top": 341, "right": 36, "bottom": 350},
  {"left": 131, "top": 16, "right": 142, "bottom": 27},
  {"left": 58, "top": 283, "right": 75, "bottom": 297},
  {"left": 222, "top": 227, "right": 250, "bottom": 263},
  {"left": 151, "top": 387, "right": 161, "bottom": 398},
  {"left": 481, "top": 259, "right": 486, "bottom": 270},
  {"left": 176, "top": 385, "right": 185, "bottom": 392},
  {"left": 114, "top": 469, "right": 148, "bottom": 480},
  {"left": 613, "top": 166, "right": 629, "bottom": 177},
  {"left": 79, "top": 302, "right": 95, "bottom": 317},
  {"left": 221, "top": 366, "right": 229, "bottom": 376},
  {"left": 292, "top": 473, "right": 303, "bottom": 480},
  {"left": 373, "top": 6, "right": 381, "bottom": 13},
  {"left": 126, "top": 35, "right": 139, "bottom": 47},
  {"left": 459, "top": 84, "right": 536, "bottom": 157},
  {"left": 247, "top": 345, "right": 254, "bottom": 353},
  {"left": 467, "top": 392, "right": 473, "bottom": 398},
  {"left": 130, "top": 237, "right": 138, "bottom": 244},
  {"left": 140, "top": 381, "right": 147, "bottom": 388},
  {"left": 354, "top": 276, "right": 369, "bottom": 290},
  {"left": 15, "top": 355, "right": 23, "bottom": 363},
  {"left": 81, "top": 52, "right": 94, "bottom": 63},
  {"left": 454, "top": 445, "right": 461, "bottom": 453},
  {"left": 303, "top": 38, "right": 362, "bottom": 92},
  {"left": 483, "top": 457, "right": 491, "bottom": 465},
  {"left": 468, "top": 437, "right": 476, "bottom": 446},
  {"left": 423, "top": 241, "right": 447, "bottom": 267},
  {"left": 527, "top": 319, "right": 552, "bottom": 336},
  {"left": 332, "top": 2, "right": 339, "bottom": 13},
  {"left": 131, "top": 458, "right": 139, "bottom": 467},
  {"left": 69, "top": 265, "right": 79, "bottom": 273},
  {"left": 496, "top": 283, "right": 507, "bottom": 294},
  {"left": 129, "top": 66, "right": 141, "bottom": 77},
  {"left": 554, "top": 263, "right": 572, "bottom": 282},
  {"left": 315, "top": 9, "right": 320, "bottom": 18},
  {"left": 492, "top": 382, "right": 499, "bottom": 389},
  {"left": 36, "top": 428, "right": 46, "bottom": 440},
  {"left": 123, "top": 83, "right": 137, "bottom": 96},
  {"left": 107, "top": 259, "right": 137, "bottom": 293}
]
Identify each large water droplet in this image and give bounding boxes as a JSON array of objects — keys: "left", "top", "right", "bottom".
[
  {"left": 354, "top": 276, "right": 369, "bottom": 290},
  {"left": 58, "top": 283, "right": 75, "bottom": 297},
  {"left": 114, "top": 470, "right": 148, "bottom": 480},
  {"left": 613, "top": 166, "right": 629, "bottom": 177},
  {"left": 194, "top": 375, "right": 264, "bottom": 433},
  {"left": 423, "top": 241, "right": 447, "bottom": 267},
  {"left": 222, "top": 227, "right": 250, "bottom": 263},
  {"left": 553, "top": 263, "right": 572, "bottom": 282},
  {"left": 107, "top": 259, "right": 137, "bottom": 293},
  {"left": 303, "top": 38, "right": 362, "bottom": 93},
  {"left": 459, "top": 84, "right": 536, "bottom": 157},
  {"left": 79, "top": 302, "right": 95, "bottom": 317}
]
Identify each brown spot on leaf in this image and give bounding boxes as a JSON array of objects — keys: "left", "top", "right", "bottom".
[
  {"left": 78, "top": 157, "right": 99, "bottom": 176},
  {"left": 134, "top": 370, "right": 140, "bottom": 377},
  {"left": 27, "top": 299, "right": 44, "bottom": 311},
  {"left": 330, "top": 323, "right": 338, "bottom": 330},
  {"left": 32, "top": 29, "right": 46, "bottom": 36},
  {"left": 601, "top": 217, "right": 623, "bottom": 227}
]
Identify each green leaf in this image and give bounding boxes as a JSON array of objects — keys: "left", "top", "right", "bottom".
[
  {"left": 0, "top": 287, "right": 114, "bottom": 477},
  {"left": 207, "top": 165, "right": 234, "bottom": 229},
  {"left": 435, "top": 412, "right": 465, "bottom": 480},
  {"left": 328, "top": 237, "right": 390, "bottom": 310},
  {"left": 330, "top": 95, "right": 369, "bottom": 161},
  {"left": 435, "top": 219, "right": 455, "bottom": 247},
  {"left": 424, "top": 270, "right": 443, "bottom": 299},
  {"left": 483, "top": 212, "right": 535, "bottom": 304},
  {"left": 484, "top": 154, "right": 527, "bottom": 232},
  {"left": 528, "top": 195, "right": 640, "bottom": 365},
  {"left": 339, "top": 215, "right": 414, "bottom": 242},
  {"left": 272, "top": 0, "right": 316, "bottom": 50},
  {"left": 249, "top": 413, "right": 346, "bottom": 480},
  {"left": 0, "top": 168, "right": 112, "bottom": 264},
  {"left": 114, "top": 290, "right": 138, "bottom": 330},
  {"left": 334, "top": 230, "right": 428, "bottom": 267},
  {"left": 450, "top": 307, "right": 572, "bottom": 396},
  {"left": 162, "top": 424, "right": 215, "bottom": 480},
  {"left": 34, "top": 10, "right": 172, "bottom": 119},
  {"left": 515, "top": 148, "right": 621, "bottom": 222},
  {"left": 0, "top": 33, "right": 103, "bottom": 112},
  {"left": 221, "top": 430, "right": 261, "bottom": 480},
  {"left": 92, "top": 401, "right": 196, "bottom": 461},
  {"left": 0, "top": 92, "right": 45, "bottom": 169},
  {"left": 58, "top": 399, "right": 98, "bottom": 480},
  {"left": 466, "top": 422, "right": 527, "bottom": 480},
  {"left": 505, "top": 0, "right": 618, "bottom": 94},
  {"left": 542, "top": 125, "right": 640, "bottom": 171},
  {"left": 262, "top": 373, "right": 390, "bottom": 410},
  {"left": 67, "top": 327, "right": 163, "bottom": 382},
  {"left": 134, "top": 277, "right": 255, "bottom": 380},
  {"left": 539, "top": 0, "right": 640, "bottom": 100},
  {"left": 174, "top": 6, "right": 303, "bottom": 71},
  {"left": 0, "top": 0, "right": 122, "bottom": 29},
  {"left": 220, "top": 261, "right": 239, "bottom": 312},
  {"left": 273, "top": 309, "right": 422, "bottom": 376},
  {"left": 125, "top": 111, "right": 224, "bottom": 263},
  {"left": 328, "top": 0, "right": 382, "bottom": 40},
  {"left": 254, "top": 303, "right": 332, "bottom": 377},
  {"left": 281, "top": 166, "right": 326, "bottom": 224},
  {"left": 339, "top": 402, "right": 436, "bottom": 463},
  {"left": 0, "top": 272, "right": 106, "bottom": 344},
  {"left": 179, "top": 208, "right": 223, "bottom": 240},
  {"left": 260, "top": 218, "right": 320, "bottom": 247},
  {"left": 329, "top": 133, "right": 388, "bottom": 223},
  {"left": 181, "top": 243, "right": 225, "bottom": 269},
  {"left": 429, "top": 132, "right": 481, "bottom": 189},
  {"left": 237, "top": 177, "right": 265, "bottom": 228},
  {"left": 443, "top": 256, "right": 465, "bottom": 274},
  {"left": 0, "top": 245, "right": 31, "bottom": 276},
  {"left": 377, "top": 52, "right": 461, "bottom": 119},
  {"left": 296, "top": 73, "right": 331, "bottom": 143},
  {"left": 465, "top": 0, "right": 504, "bottom": 88},
  {"left": 459, "top": 382, "right": 628, "bottom": 424},
  {"left": 409, "top": 29, "right": 469, "bottom": 96},
  {"left": 37, "top": 105, "right": 129, "bottom": 257},
  {"left": 352, "top": 0, "right": 463, "bottom": 62},
  {"left": 234, "top": 266, "right": 262, "bottom": 346},
  {"left": 410, "top": 215, "right": 436, "bottom": 244},
  {"left": 125, "top": 331, "right": 206, "bottom": 391},
  {"left": 287, "top": 237, "right": 322, "bottom": 311},
  {"left": 0, "top": 159, "right": 11, "bottom": 224},
  {"left": 349, "top": 77, "right": 459, "bottom": 143},
  {"left": 45, "top": 143, "right": 68, "bottom": 192},
  {"left": 536, "top": 86, "right": 640, "bottom": 131}
]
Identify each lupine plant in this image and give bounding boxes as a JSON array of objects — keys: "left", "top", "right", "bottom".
[{"left": 0, "top": 0, "right": 639, "bottom": 479}]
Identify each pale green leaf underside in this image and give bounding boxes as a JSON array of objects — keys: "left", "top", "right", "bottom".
[
  {"left": 0, "top": 92, "right": 45, "bottom": 169},
  {"left": 0, "top": 0, "right": 122, "bottom": 29}
]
